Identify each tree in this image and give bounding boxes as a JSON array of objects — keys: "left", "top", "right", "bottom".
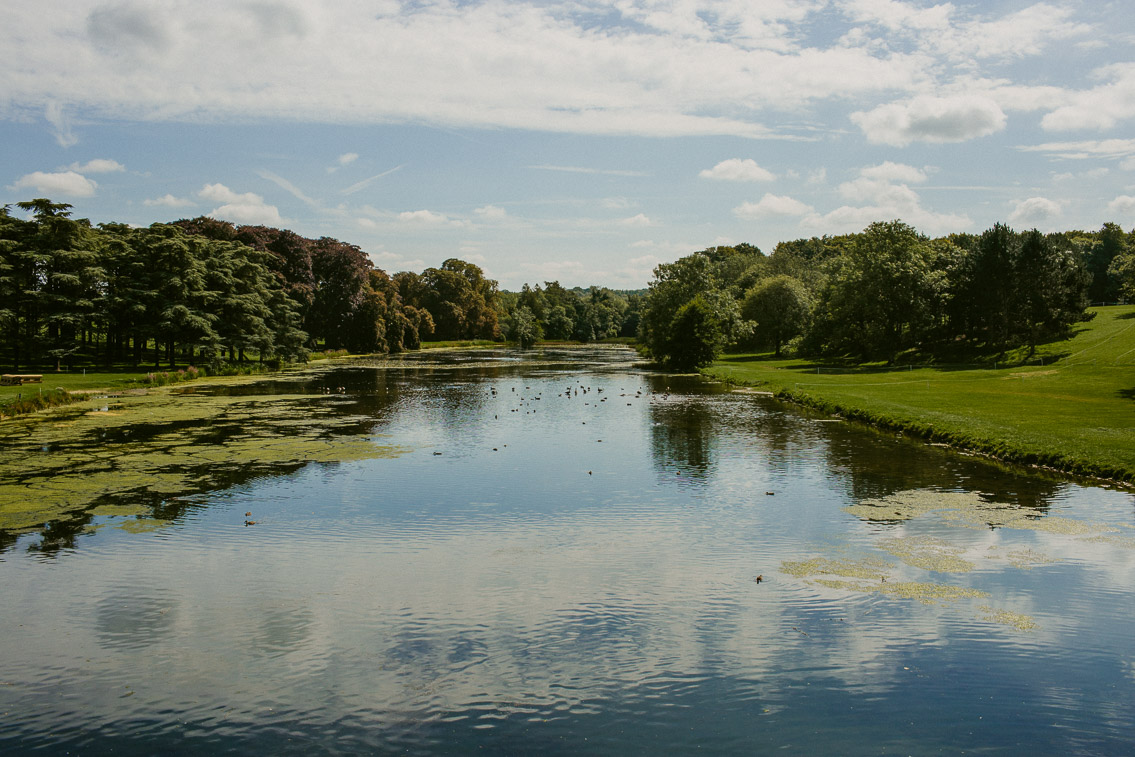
[
  {"left": 506, "top": 305, "right": 541, "bottom": 347},
  {"left": 807, "top": 221, "right": 942, "bottom": 360},
  {"left": 740, "top": 275, "right": 810, "bottom": 356},
  {"left": 665, "top": 296, "right": 724, "bottom": 370},
  {"left": 639, "top": 252, "right": 746, "bottom": 368}
]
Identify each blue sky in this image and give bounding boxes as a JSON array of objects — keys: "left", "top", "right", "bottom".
[{"left": 3, "top": 0, "right": 1134, "bottom": 289}]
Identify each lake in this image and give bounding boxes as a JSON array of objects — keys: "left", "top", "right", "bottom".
[{"left": 1, "top": 346, "right": 1133, "bottom": 755}]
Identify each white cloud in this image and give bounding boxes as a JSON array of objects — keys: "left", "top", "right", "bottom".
[
  {"left": 620, "top": 213, "right": 653, "bottom": 226},
  {"left": 1041, "top": 64, "right": 1135, "bottom": 132},
  {"left": 733, "top": 194, "right": 813, "bottom": 219},
  {"left": 199, "top": 183, "right": 282, "bottom": 225},
  {"left": 797, "top": 162, "right": 969, "bottom": 235},
  {"left": 699, "top": 158, "right": 776, "bottom": 182},
  {"left": 341, "top": 165, "right": 404, "bottom": 195},
  {"left": 256, "top": 169, "right": 318, "bottom": 206},
  {"left": 843, "top": 1, "right": 1090, "bottom": 62},
  {"left": 474, "top": 205, "right": 508, "bottom": 220},
  {"left": 328, "top": 152, "right": 360, "bottom": 174},
  {"left": 68, "top": 158, "right": 125, "bottom": 173},
  {"left": 398, "top": 209, "right": 460, "bottom": 226},
  {"left": 852, "top": 95, "right": 1007, "bottom": 147},
  {"left": 10, "top": 170, "right": 97, "bottom": 197},
  {"left": 1106, "top": 196, "right": 1135, "bottom": 217},
  {"left": 0, "top": 1, "right": 929, "bottom": 140},
  {"left": 1018, "top": 139, "right": 1135, "bottom": 162},
  {"left": 1009, "top": 197, "right": 1061, "bottom": 227},
  {"left": 859, "top": 161, "right": 927, "bottom": 184},
  {"left": 44, "top": 102, "right": 77, "bottom": 148},
  {"left": 143, "top": 193, "right": 194, "bottom": 208}
]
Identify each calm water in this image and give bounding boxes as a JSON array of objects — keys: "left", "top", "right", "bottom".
[{"left": 1, "top": 347, "right": 1133, "bottom": 755}]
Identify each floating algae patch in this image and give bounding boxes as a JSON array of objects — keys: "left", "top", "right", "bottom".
[
  {"left": 781, "top": 556, "right": 894, "bottom": 581},
  {"left": 843, "top": 489, "right": 991, "bottom": 523},
  {"left": 783, "top": 555, "right": 987, "bottom": 605},
  {"left": 811, "top": 578, "right": 989, "bottom": 605},
  {"left": 845, "top": 488, "right": 1118, "bottom": 538},
  {"left": 1003, "top": 548, "right": 1061, "bottom": 569},
  {"left": 877, "top": 536, "right": 975, "bottom": 573},
  {"left": 0, "top": 386, "right": 408, "bottom": 536},
  {"left": 978, "top": 605, "right": 1040, "bottom": 631}
]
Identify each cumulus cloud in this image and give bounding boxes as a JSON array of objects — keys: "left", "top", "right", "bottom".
[
  {"left": 199, "top": 183, "right": 282, "bottom": 225},
  {"left": 1106, "top": 196, "right": 1135, "bottom": 217},
  {"left": 68, "top": 158, "right": 125, "bottom": 173},
  {"left": 1041, "top": 64, "right": 1135, "bottom": 132},
  {"left": 733, "top": 194, "right": 813, "bottom": 219},
  {"left": 143, "top": 193, "right": 194, "bottom": 207},
  {"left": 797, "top": 162, "right": 969, "bottom": 235},
  {"left": 10, "top": 170, "right": 97, "bottom": 197},
  {"left": 699, "top": 159, "right": 776, "bottom": 182},
  {"left": 620, "top": 213, "right": 653, "bottom": 226},
  {"left": 1009, "top": 197, "right": 1061, "bottom": 227},
  {"left": 851, "top": 95, "right": 1007, "bottom": 146}
]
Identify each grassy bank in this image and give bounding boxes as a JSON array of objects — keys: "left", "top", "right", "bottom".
[{"left": 705, "top": 305, "right": 1135, "bottom": 483}]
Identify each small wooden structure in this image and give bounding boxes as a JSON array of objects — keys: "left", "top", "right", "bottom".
[{"left": 1, "top": 374, "right": 43, "bottom": 386}]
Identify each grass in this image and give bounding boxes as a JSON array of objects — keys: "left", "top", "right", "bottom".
[
  {"left": 704, "top": 305, "right": 1135, "bottom": 483},
  {"left": 419, "top": 339, "right": 503, "bottom": 350}
]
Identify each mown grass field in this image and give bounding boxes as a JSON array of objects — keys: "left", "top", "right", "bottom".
[{"left": 705, "top": 305, "right": 1135, "bottom": 483}]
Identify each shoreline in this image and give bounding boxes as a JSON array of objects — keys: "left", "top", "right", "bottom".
[{"left": 705, "top": 369, "right": 1134, "bottom": 488}]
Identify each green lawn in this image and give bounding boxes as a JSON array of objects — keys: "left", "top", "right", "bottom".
[
  {"left": 705, "top": 305, "right": 1135, "bottom": 482},
  {"left": 0, "top": 368, "right": 154, "bottom": 403}
]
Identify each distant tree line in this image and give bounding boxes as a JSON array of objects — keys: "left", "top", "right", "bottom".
[
  {"left": 639, "top": 220, "right": 1135, "bottom": 370},
  {"left": 0, "top": 199, "right": 505, "bottom": 371},
  {"left": 498, "top": 281, "right": 644, "bottom": 348}
]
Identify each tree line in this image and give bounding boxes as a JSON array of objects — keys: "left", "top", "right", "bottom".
[
  {"left": 638, "top": 220, "right": 1135, "bottom": 370},
  {"left": 0, "top": 200, "right": 508, "bottom": 371}
]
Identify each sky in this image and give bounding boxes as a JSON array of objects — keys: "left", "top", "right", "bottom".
[{"left": 3, "top": 0, "right": 1135, "bottom": 290}]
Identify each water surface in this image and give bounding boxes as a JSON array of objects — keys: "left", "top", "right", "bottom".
[{"left": 1, "top": 347, "right": 1133, "bottom": 755}]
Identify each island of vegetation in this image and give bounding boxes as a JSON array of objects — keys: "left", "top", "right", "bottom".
[{"left": 2, "top": 198, "right": 1133, "bottom": 481}]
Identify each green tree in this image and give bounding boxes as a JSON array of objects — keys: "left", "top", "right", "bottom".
[
  {"left": 506, "top": 305, "right": 541, "bottom": 347},
  {"left": 740, "top": 275, "right": 811, "bottom": 356},
  {"left": 639, "top": 252, "right": 746, "bottom": 368},
  {"left": 665, "top": 296, "right": 724, "bottom": 370}
]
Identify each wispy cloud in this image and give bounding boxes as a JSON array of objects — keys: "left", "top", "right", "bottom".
[
  {"left": 341, "top": 165, "right": 405, "bottom": 196},
  {"left": 257, "top": 168, "right": 318, "bottom": 206}
]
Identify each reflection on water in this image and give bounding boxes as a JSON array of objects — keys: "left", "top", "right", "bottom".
[{"left": 1, "top": 347, "right": 1133, "bottom": 755}]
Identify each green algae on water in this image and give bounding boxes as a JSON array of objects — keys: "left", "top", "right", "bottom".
[
  {"left": 845, "top": 488, "right": 1119, "bottom": 538},
  {"left": 0, "top": 385, "right": 408, "bottom": 534},
  {"left": 877, "top": 536, "right": 975, "bottom": 573},
  {"left": 978, "top": 605, "right": 1040, "bottom": 631}
]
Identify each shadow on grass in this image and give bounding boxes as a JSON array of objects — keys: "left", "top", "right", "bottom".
[{"left": 1119, "top": 387, "right": 1135, "bottom": 402}]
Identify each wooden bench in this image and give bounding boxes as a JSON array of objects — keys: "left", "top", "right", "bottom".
[{"left": 1, "top": 374, "right": 43, "bottom": 386}]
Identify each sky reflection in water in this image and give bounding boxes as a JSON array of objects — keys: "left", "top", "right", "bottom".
[{"left": 1, "top": 347, "right": 1133, "bottom": 755}]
